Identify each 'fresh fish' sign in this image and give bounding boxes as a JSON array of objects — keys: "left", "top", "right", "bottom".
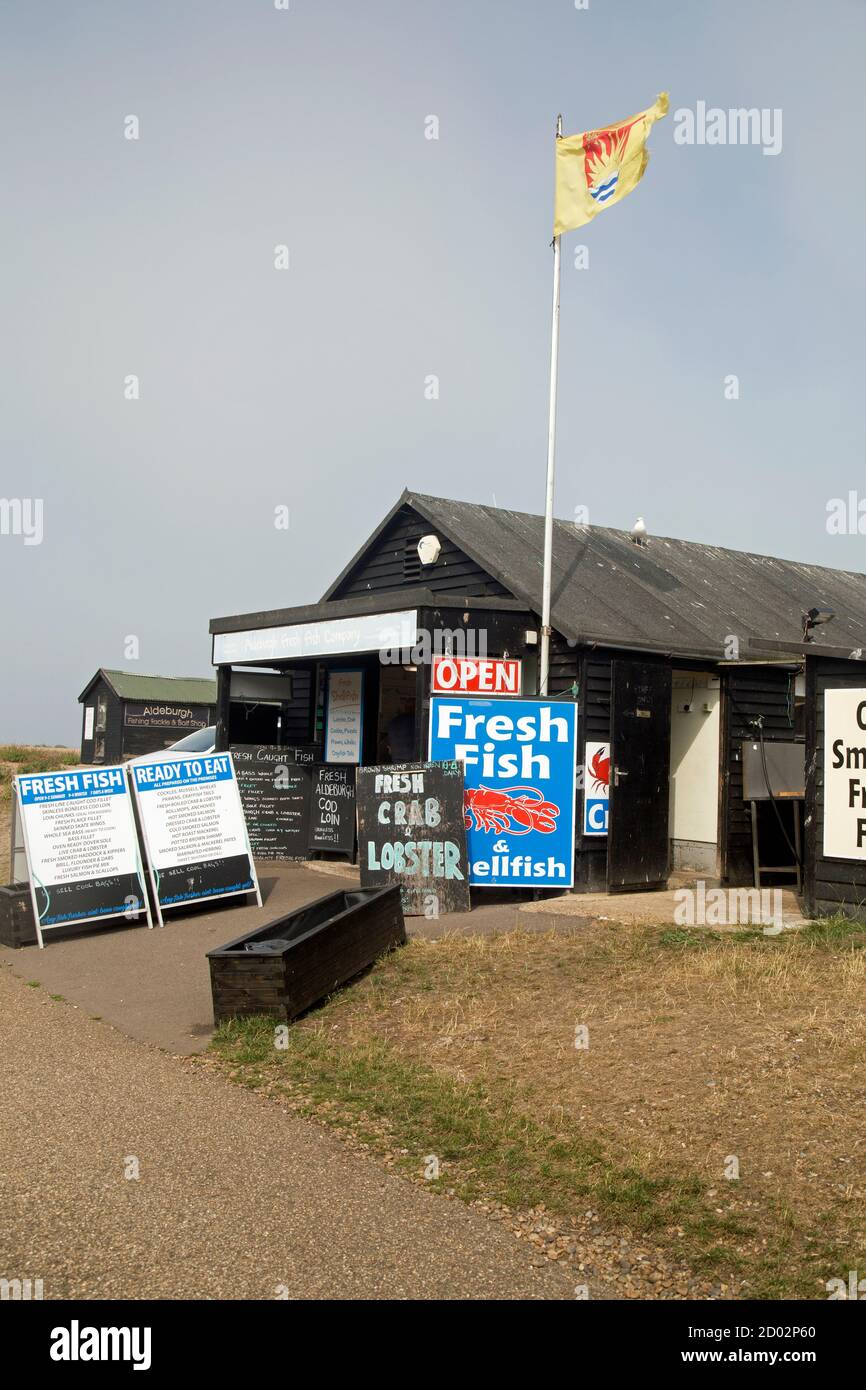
[{"left": 428, "top": 697, "right": 578, "bottom": 887}]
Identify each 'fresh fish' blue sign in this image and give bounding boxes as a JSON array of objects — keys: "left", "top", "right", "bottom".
[{"left": 428, "top": 696, "right": 578, "bottom": 887}]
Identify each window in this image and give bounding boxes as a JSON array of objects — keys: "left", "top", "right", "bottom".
[{"left": 95, "top": 695, "right": 108, "bottom": 731}]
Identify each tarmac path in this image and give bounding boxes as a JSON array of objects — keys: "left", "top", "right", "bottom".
[{"left": 0, "top": 965, "right": 578, "bottom": 1300}]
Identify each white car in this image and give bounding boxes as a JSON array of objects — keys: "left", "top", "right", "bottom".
[{"left": 128, "top": 725, "right": 217, "bottom": 764}]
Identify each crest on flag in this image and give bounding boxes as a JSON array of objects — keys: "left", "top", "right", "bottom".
[
  {"left": 584, "top": 117, "right": 641, "bottom": 203},
  {"left": 554, "top": 93, "right": 669, "bottom": 235}
]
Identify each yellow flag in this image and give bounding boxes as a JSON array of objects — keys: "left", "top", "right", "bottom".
[{"left": 554, "top": 93, "right": 669, "bottom": 236}]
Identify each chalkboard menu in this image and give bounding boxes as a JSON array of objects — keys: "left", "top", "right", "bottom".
[
  {"left": 308, "top": 765, "right": 356, "bottom": 854},
  {"left": 356, "top": 761, "right": 470, "bottom": 916},
  {"left": 287, "top": 746, "right": 320, "bottom": 766},
  {"left": 231, "top": 744, "right": 312, "bottom": 860}
]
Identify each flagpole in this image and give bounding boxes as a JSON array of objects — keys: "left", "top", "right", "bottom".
[{"left": 539, "top": 113, "right": 563, "bottom": 698}]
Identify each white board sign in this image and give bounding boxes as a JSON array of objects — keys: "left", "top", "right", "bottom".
[
  {"left": 84, "top": 706, "right": 95, "bottom": 740},
  {"left": 324, "top": 670, "right": 364, "bottom": 764},
  {"left": 212, "top": 609, "right": 417, "bottom": 665},
  {"left": 130, "top": 752, "right": 261, "bottom": 925},
  {"left": 823, "top": 688, "right": 866, "bottom": 859},
  {"left": 14, "top": 766, "right": 151, "bottom": 948}
]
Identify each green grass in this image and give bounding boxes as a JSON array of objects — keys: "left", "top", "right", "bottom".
[
  {"left": 657, "top": 915, "right": 866, "bottom": 952},
  {"left": 798, "top": 915, "right": 866, "bottom": 948},
  {"left": 0, "top": 745, "right": 79, "bottom": 803},
  {"left": 658, "top": 926, "right": 722, "bottom": 950},
  {"left": 209, "top": 1010, "right": 846, "bottom": 1298}
]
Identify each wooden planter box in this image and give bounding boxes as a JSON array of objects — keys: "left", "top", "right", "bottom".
[
  {"left": 207, "top": 885, "right": 405, "bottom": 1025},
  {"left": 0, "top": 884, "right": 37, "bottom": 949}
]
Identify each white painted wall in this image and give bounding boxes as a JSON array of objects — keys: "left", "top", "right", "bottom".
[{"left": 669, "top": 674, "right": 721, "bottom": 845}]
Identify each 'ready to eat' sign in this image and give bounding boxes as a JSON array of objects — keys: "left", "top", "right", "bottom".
[
  {"left": 130, "top": 752, "right": 261, "bottom": 924},
  {"left": 428, "top": 696, "right": 578, "bottom": 887},
  {"left": 823, "top": 688, "right": 866, "bottom": 859},
  {"left": 430, "top": 655, "right": 521, "bottom": 696}
]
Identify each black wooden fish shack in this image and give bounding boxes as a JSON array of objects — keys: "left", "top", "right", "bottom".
[
  {"left": 78, "top": 669, "right": 217, "bottom": 763},
  {"left": 209, "top": 490, "right": 866, "bottom": 902}
]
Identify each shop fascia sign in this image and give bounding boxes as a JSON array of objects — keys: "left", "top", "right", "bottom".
[{"left": 212, "top": 610, "right": 418, "bottom": 665}]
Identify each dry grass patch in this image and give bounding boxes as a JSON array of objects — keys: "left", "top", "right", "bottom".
[
  {"left": 0, "top": 745, "right": 79, "bottom": 879},
  {"left": 210, "top": 918, "right": 866, "bottom": 1298}
]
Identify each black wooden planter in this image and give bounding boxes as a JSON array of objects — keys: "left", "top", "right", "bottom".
[
  {"left": 207, "top": 885, "right": 405, "bottom": 1024},
  {"left": 0, "top": 884, "right": 37, "bottom": 949}
]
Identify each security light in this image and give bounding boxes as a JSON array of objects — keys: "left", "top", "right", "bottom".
[{"left": 802, "top": 607, "right": 835, "bottom": 641}]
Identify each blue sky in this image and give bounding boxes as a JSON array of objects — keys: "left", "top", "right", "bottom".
[{"left": 2, "top": 0, "right": 865, "bottom": 741}]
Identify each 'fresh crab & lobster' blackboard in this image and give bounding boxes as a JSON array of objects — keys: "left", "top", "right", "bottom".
[{"left": 356, "top": 761, "right": 470, "bottom": 916}]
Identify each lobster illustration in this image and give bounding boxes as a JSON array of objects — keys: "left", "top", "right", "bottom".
[
  {"left": 463, "top": 785, "right": 560, "bottom": 835},
  {"left": 587, "top": 746, "right": 610, "bottom": 794}
]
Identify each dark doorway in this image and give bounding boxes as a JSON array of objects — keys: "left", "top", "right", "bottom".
[
  {"left": 608, "top": 659, "right": 672, "bottom": 891},
  {"left": 228, "top": 700, "right": 280, "bottom": 744},
  {"left": 376, "top": 664, "right": 417, "bottom": 763}
]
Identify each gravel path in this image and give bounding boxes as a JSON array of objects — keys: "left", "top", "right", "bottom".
[{"left": 0, "top": 966, "right": 581, "bottom": 1300}]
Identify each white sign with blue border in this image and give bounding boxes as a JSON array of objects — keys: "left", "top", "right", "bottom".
[
  {"left": 130, "top": 752, "right": 261, "bottom": 925},
  {"left": 15, "top": 765, "right": 151, "bottom": 948},
  {"left": 428, "top": 696, "right": 578, "bottom": 887}
]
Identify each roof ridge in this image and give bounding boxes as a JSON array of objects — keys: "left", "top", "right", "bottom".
[
  {"left": 406, "top": 491, "right": 866, "bottom": 582},
  {"left": 100, "top": 669, "right": 214, "bottom": 681}
]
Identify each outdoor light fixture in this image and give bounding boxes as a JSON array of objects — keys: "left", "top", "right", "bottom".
[
  {"left": 802, "top": 607, "right": 836, "bottom": 642},
  {"left": 417, "top": 534, "right": 441, "bottom": 566}
]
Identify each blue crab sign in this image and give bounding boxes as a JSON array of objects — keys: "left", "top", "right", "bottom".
[{"left": 428, "top": 696, "right": 578, "bottom": 887}]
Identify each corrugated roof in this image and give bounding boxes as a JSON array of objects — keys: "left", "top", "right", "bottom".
[
  {"left": 79, "top": 669, "right": 217, "bottom": 704},
  {"left": 403, "top": 492, "right": 866, "bottom": 658}
]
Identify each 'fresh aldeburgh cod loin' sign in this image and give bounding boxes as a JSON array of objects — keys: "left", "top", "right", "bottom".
[
  {"left": 14, "top": 765, "right": 151, "bottom": 947},
  {"left": 823, "top": 688, "right": 866, "bottom": 859},
  {"left": 428, "top": 697, "right": 578, "bottom": 887},
  {"left": 130, "top": 752, "right": 261, "bottom": 925},
  {"left": 356, "top": 762, "right": 470, "bottom": 914}
]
